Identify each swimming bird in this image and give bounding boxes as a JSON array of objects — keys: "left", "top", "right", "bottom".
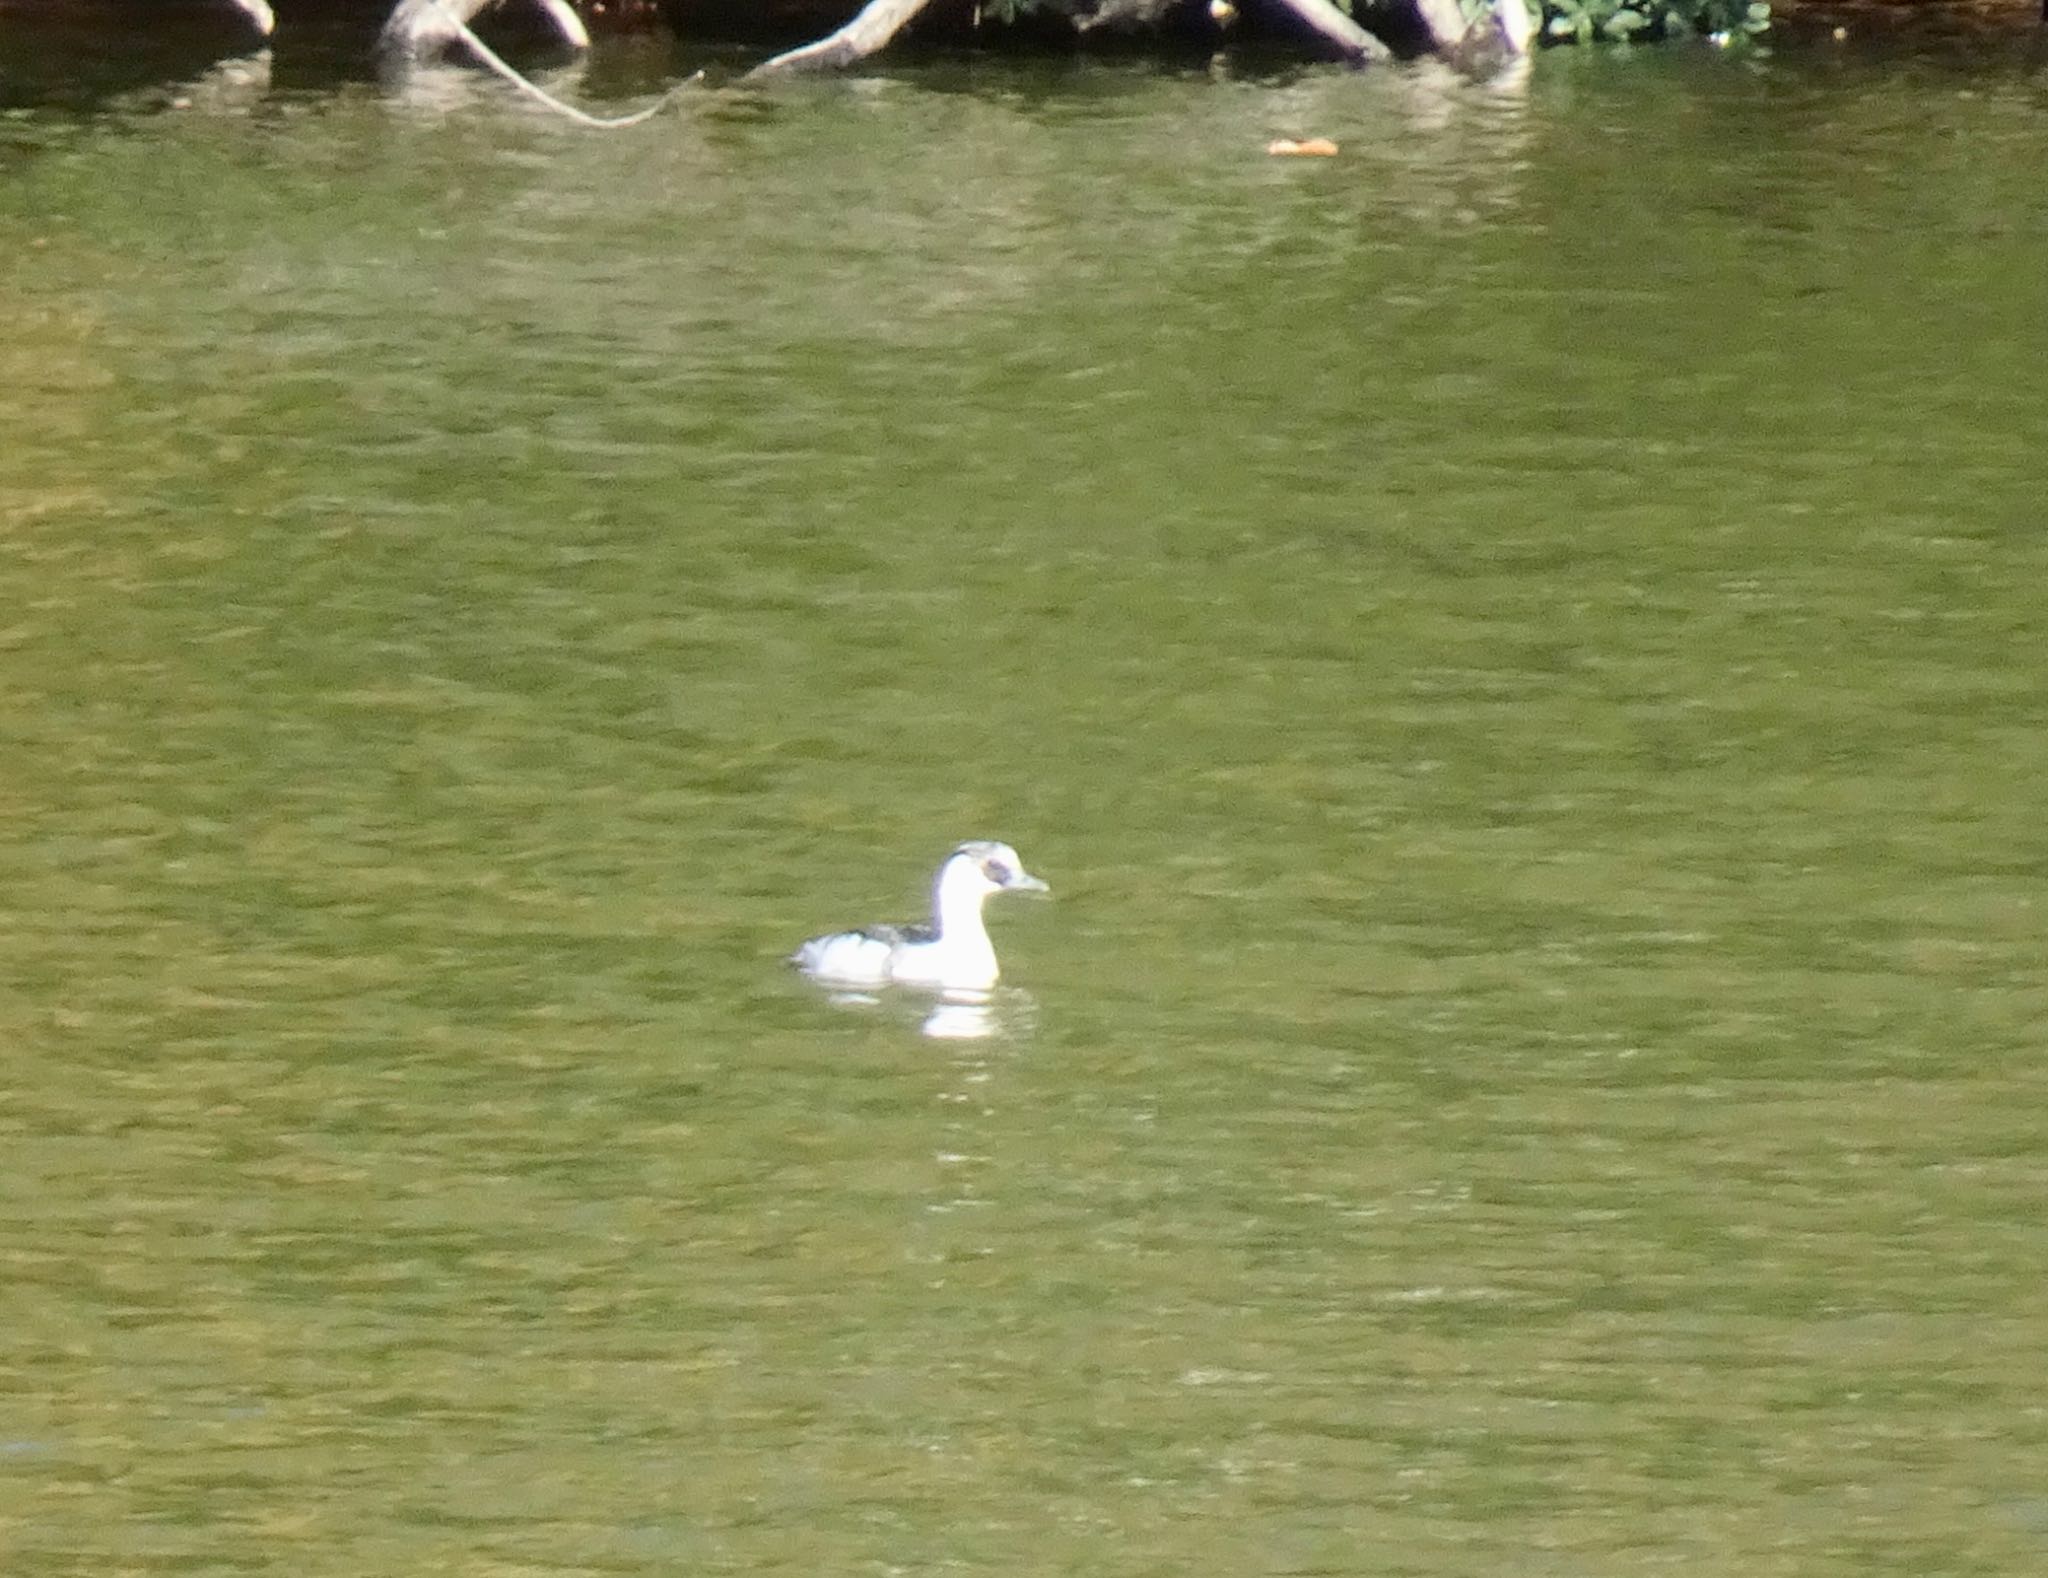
[{"left": 790, "top": 840, "right": 1049, "bottom": 991}]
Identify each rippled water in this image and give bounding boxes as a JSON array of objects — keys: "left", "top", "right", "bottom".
[{"left": 4, "top": 24, "right": 2048, "bottom": 1575}]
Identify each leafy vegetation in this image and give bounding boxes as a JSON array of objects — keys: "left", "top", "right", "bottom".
[
  {"left": 1531, "top": 0, "right": 1770, "bottom": 44},
  {"left": 978, "top": 0, "right": 1771, "bottom": 47}
]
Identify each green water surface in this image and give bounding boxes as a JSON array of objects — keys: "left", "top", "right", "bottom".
[{"left": 3, "top": 31, "right": 2047, "bottom": 1577}]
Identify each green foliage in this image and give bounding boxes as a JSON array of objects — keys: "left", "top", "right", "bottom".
[
  {"left": 1535, "top": 0, "right": 1769, "bottom": 44},
  {"left": 979, "top": 0, "right": 1772, "bottom": 46}
]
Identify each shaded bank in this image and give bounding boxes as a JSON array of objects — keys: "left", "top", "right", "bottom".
[
  {"left": 2, "top": 0, "right": 2041, "bottom": 116},
  {"left": 379, "top": 0, "right": 1472, "bottom": 65},
  {"left": 0, "top": 0, "right": 1446, "bottom": 116},
  {"left": 4, "top": 0, "right": 1646, "bottom": 83}
]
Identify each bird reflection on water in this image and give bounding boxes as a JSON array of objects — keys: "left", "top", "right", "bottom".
[
  {"left": 811, "top": 984, "right": 1040, "bottom": 1043},
  {"left": 920, "top": 987, "right": 1039, "bottom": 1042}
]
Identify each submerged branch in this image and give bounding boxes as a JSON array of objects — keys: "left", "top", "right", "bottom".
[{"left": 383, "top": 1, "right": 688, "bottom": 126}]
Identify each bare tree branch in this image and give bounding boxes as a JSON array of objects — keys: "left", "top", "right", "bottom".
[
  {"left": 1494, "top": 0, "right": 1534, "bottom": 52},
  {"left": 1263, "top": 0, "right": 1393, "bottom": 61},
  {"left": 747, "top": 0, "right": 941, "bottom": 75},
  {"left": 226, "top": 0, "right": 275, "bottom": 34},
  {"left": 1407, "top": 0, "right": 1470, "bottom": 50},
  {"left": 534, "top": 0, "right": 592, "bottom": 49}
]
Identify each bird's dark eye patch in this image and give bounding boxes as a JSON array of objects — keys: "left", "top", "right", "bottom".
[{"left": 984, "top": 859, "right": 1012, "bottom": 884}]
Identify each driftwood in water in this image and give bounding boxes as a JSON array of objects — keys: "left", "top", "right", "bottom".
[
  {"left": 749, "top": 0, "right": 938, "bottom": 73},
  {"left": 226, "top": 0, "right": 275, "bottom": 34},
  {"left": 1494, "top": 0, "right": 1535, "bottom": 52},
  {"left": 749, "top": 0, "right": 1396, "bottom": 74},
  {"left": 1409, "top": 0, "right": 1468, "bottom": 46},
  {"left": 381, "top": 0, "right": 592, "bottom": 59},
  {"left": 378, "top": 0, "right": 1519, "bottom": 76},
  {"left": 1409, "top": 0, "right": 1534, "bottom": 56},
  {"left": 1271, "top": 0, "right": 1396, "bottom": 61},
  {"left": 378, "top": 0, "right": 692, "bottom": 127}
]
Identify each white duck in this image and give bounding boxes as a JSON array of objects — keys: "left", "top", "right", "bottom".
[{"left": 791, "top": 840, "right": 1049, "bottom": 991}]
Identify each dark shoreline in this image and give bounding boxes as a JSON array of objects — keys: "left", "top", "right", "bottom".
[{"left": 3, "top": 0, "right": 2044, "bottom": 117}]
